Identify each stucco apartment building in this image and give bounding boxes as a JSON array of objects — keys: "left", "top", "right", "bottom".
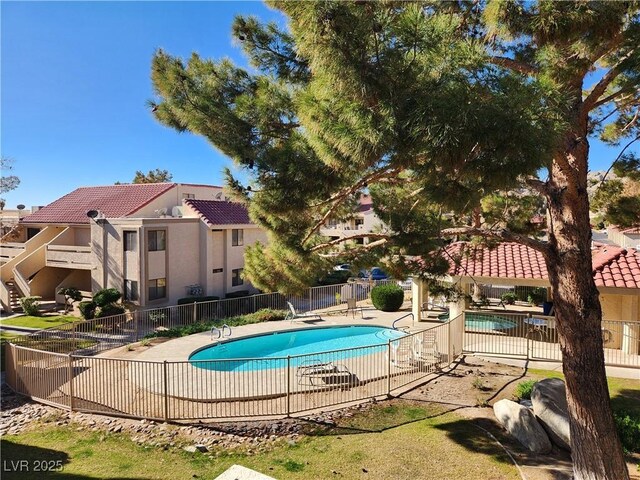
[
  {"left": 0, "top": 183, "right": 266, "bottom": 312},
  {"left": 320, "top": 195, "right": 384, "bottom": 247}
]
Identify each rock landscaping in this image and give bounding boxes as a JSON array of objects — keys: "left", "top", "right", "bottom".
[
  {"left": 531, "top": 378, "right": 571, "bottom": 451},
  {"left": 0, "top": 381, "right": 371, "bottom": 455},
  {"left": 493, "top": 399, "right": 552, "bottom": 454}
]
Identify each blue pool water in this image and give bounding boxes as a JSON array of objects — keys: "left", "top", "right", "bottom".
[
  {"left": 189, "top": 326, "right": 406, "bottom": 372},
  {"left": 438, "top": 313, "right": 517, "bottom": 330}
]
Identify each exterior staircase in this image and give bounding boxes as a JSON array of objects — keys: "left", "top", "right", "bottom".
[{"left": 5, "top": 280, "right": 23, "bottom": 313}]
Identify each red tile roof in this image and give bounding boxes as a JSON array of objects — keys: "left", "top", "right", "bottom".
[
  {"left": 593, "top": 246, "right": 640, "bottom": 289},
  {"left": 21, "top": 183, "right": 176, "bottom": 224},
  {"left": 185, "top": 199, "right": 252, "bottom": 226},
  {"left": 445, "top": 242, "right": 640, "bottom": 290},
  {"left": 358, "top": 195, "right": 373, "bottom": 213},
  {"left": 446, "top": 242, "right": 548, "bottom": 280}
]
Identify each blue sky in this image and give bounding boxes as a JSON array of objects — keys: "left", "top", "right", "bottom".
[{"left": 1, "top": 1, "right": 636, "bottom": 209}]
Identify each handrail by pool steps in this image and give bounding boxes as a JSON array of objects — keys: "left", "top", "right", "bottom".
[
  {"left": 210, "top": 324, "right": 232, "bottom": 342},
  {"left": 392, "top": 312, "right": 414, "bottom": 330}
]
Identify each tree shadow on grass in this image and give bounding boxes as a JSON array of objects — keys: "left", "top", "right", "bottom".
[
  {"left": 302, "top": 400, "right": 466, "bottom": 437},
  {"left": 433, "top": 416, "right": 573, "bottom": 480},
  {"left": 0, "top": 439, "right": 149, "bottom": 480},
  {"left": 611, "top": 388, "right": 640, "bottom": 416}
]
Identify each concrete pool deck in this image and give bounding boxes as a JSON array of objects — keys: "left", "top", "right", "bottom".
[{"left": 128, "top": 305, "right": 420, "bottom": 364}]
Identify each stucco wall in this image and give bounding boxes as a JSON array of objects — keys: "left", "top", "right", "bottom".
[
  {"left": 133, "top": 185, "right": 224, "bottom": 218},
  {"left": 600, "top": 293, "right": 640, "bottom": 349}
]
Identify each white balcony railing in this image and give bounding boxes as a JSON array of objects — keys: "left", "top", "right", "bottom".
[
  {"left": 0, "top": 242, "right": 26, "bottom": 263},
  {"left": 46, "top": 245, "right": 92, "bottom": 269}
]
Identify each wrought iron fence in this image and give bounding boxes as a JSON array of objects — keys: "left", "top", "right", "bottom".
[
  {"left": 5, "top": 315, "right": 461, "bottom": 421},
  {"left": 460, "top": 310, "right": 639, "bottom": 368}
]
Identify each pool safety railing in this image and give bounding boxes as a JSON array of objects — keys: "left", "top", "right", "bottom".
[{"left": 4, "top": 315, "right": 463, "bottom": 422}]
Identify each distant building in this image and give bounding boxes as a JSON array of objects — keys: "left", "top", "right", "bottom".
[
  {"left": 320, "top": 195, "right": 384, "bottom": 248},
  {"left": 0, "top": 183, "right": 266, "bottom": 312}
]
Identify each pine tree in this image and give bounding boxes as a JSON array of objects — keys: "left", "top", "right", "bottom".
[{"left": 149, "top": 2, "right": 639, "bottom": 478}]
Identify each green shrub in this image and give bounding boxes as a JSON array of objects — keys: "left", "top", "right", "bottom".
[
  {"left": 96, "top": 304, "right": 126, "bottom": 318},
  {"left": 93, "top": 288, "right": 122, "bottom": 307},
  {"left": 177, "top": 296, "right": 220, "bottom": 305},
  {"left": 614, "top": 410, "right": 640, "bottom": 453},
  {"left": 78, "top": 301, "right": 97, "bottom": 320},
  {"left": 246, "top": 309, "right": 287, "bottom": 322},
  {"left": 501, "top": 291, "right": 517, "bottom": 305},
  {"left": 527, "top": 287, "right": 546, "bottom": 306},
  {"left": 371, "top": 284, "right": 404, "bottom": 312},
  {"left": 513, "top": 379, "right": 538, "bottom": 400},
  {"left": 225, "top": 290, "right": 249, "bottom": 299},
  {"left": 58, "top": 287, "right": 83, "bottom": 313},
  {"left": 144, "top": 310, "right": 288, "bottom": 339},
  {"left": 19, "top": 296, "right": 42, "bottom": 316}
]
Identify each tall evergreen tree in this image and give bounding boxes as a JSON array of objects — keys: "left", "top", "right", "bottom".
[{"left": 150, "top": 2, "right": 639, "bottom": 478}]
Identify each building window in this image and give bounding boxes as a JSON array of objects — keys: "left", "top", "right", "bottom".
[
  {"left": 182, "top": 193, "right": 195, "bottom": 199},
  {"left": 148, "top": 230, "right": 166, "bottom": 251},
  {"left": 232, "top": 268, "right": 244, "bottom": 287},
  {"left": 124, "top": 280, "right": 139, "bottom": 301},
  {"left": 124, "top": 231, "right": 137, "bottom": 252},
  {"left": 232, "top": 229, "right": 244, "bottom": 246},
  {"left": 148, "top": 278, "right": 166, "bottom": 301}
]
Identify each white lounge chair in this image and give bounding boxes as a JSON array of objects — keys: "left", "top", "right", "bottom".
[
  {"left": 389, "top": 337, "right": 415, "bottom": 368},
  {"left": 286, "top": 302, "right": 323, "bottom": 323},
  {"left": 413, "top": 330, "right": 440, "bottom": 363}
]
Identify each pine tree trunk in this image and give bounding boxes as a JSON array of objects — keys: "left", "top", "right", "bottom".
[{"left": 545, "top": 135, "right": 629, "bottom": 480}]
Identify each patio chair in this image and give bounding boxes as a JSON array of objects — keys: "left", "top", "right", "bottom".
[
  {"left": 413, "top": 331, "right": 440, "bottom": 363},
  {"left": 285, "top": 302, "right": 323, "bottom": 323},
  {"left": 389, "top": 337, "right": 415, "bottom": 368},
  {"left": 346, "top": 298, "right": 364, "bottom": 318}
]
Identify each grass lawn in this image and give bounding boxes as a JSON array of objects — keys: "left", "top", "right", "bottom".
[
  {"left": 528, "top": 369, "right": 640, "bottom": 416},
  {"left": 0, "top": 315, "right": 77, "bottom": 330},
  {"left": 0, "top": 403, "right": 520, "bottom": 480}
]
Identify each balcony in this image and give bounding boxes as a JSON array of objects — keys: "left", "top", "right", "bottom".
[
  {"left": 0, "top": 242, "right": 26, "bottom": 264},
  {"left": 46, "top": 245, "right": 92, "bottom": 269}
]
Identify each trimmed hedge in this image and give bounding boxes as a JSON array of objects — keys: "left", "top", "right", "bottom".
[
  {"left": 371, "top": 284, "right": 404, "bottom": 312},
  {"left": 78, "top": 301, "right": 97, "bottom": 320},
  {"left": 177, "top": 296, "right": 220, "bottom": 305},
  {"left": 19, "top": 296, "right": 41, "bottom": 316},
  {"left": 93, "top": 288, "right": 122, "bottom": 307},
  {"left": 96, "top": 304, "right": 126, "bottom": 318},
  {"left": 225, "top": 290, "right": 249, "bottom": 299},
  {"left": 144, "top": 309, "right": 288, "bottom": 339}
]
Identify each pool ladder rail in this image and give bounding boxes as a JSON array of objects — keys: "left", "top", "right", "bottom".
[
  {"left": 392, "top": 313, "right": 414, "bottom": 330},
  {"left": 211, "top": 324, "right": 232, "bottom": 342}
]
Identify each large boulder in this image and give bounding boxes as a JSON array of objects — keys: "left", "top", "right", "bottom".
[
  {"left": 493, "top": 399, "right": 552, "bottom": 454},
  {"left": 531, "top": 378, "right": 571, "bottom": 450}
]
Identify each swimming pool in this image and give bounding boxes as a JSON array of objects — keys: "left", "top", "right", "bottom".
[
  {"left": 438, "top": 312, "right": 517, "bottom": 331},
  {"left": 189, "top": 325, "right": 406, "bottom": 372}
]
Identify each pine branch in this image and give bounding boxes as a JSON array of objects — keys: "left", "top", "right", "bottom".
[
  {"left": 303, "top": 167, "right": 401, "bottom": 244},
  {"left": 309, "top": 233, "right": 390, "bottom": 252},
  {"left": 592, "top": 88, "right": 637, "bottom": 110},
  {"left": 440, "top": 226, "right": 549, "bottom": 254},
  {"left": 600, "top": 134, "right": 640, "bottom": 184},
  {"left": 582, "top": 47, "right": 637, "bottom": 114},
  {"left": 489, "top": 56, "right": 537, "bottom": 75}
]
